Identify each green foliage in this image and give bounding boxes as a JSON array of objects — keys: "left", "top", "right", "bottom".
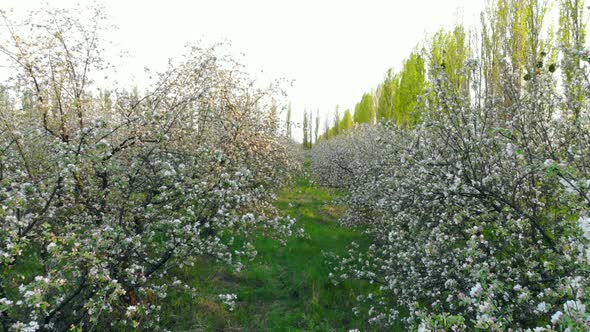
[
  {"left": 393, "top": 51, "right": 426, "bottom": 127},
  {"left": 353, "top": 93, "right": 375, "bottom": 124},
  {"left": 330, "top": 109, "right": 341, "bottom": 137},
  {"left": 321, "top": 49, "right": 426, "bottom": 138},
  {"left": 559, "top": 0, "right": 587, "bottom": 122},
  {"left": 559, "top": 0, "right": 587, "bottom": 47},
  {"left": 340, "top": 109, "right": 354, "bottom": 131},
  {"left": 429, "top": 25, "right": 470, "bottom": 94},
  {"left": 480, "top": 0, "right": 551, "bottom": 106},
  {"left": 377, "top": 69, "right": 400, "bottom": 123},
  {"left": 320, "top": 113, "right": 331, "bottom": 142}
]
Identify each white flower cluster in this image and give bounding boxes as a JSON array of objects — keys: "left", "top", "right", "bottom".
[{"left": 218, "top": 293, "right": 238, "bottom": 311}]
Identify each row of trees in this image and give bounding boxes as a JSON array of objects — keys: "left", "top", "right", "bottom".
[
  {"left": 0, "top": 6, "right": 302, "bottom": 330},
  {"left": 317, "top": 47, "right": 428, "bottom": 142},
  {"left": 301, "top": 109, "right": 320, "bottom": 149},
  {"left": 312, "top": 0, "right": 590, "bottom": 330},
  {"left": 283, "top": 106, "right": 322, "bottom": 149},
  {"left": 283, "top": 104, "right": 319, "bottom": 149},
  {"left": 318, "top": 0, "right": 572, "bottom": 141}
]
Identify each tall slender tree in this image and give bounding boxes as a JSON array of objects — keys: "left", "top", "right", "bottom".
[
  {"left": 331, "top": 108, "right": 341, "bottom": 137},
  {"left": 378, "top": 69, "right": 400, "bottom": 123},
  {"left": 353, "top": 93, "right": 376, "bottom": 124},
  {"left": 559, "top": 0, "right": 587, "bottom": 122},
  {"left": 429, "top": 25, "right": 470, "bottom": 94},
  {"left": 393, "top": 51, "right": 426, "bottom": 127},
  {"left": 341, "top": 109, "right": 354, "bottom": 131},
  {"left": 309, "top": 110, "right": 314, "bottom": 148},
  {"left": 315, "top": 110, "right": 320, "bottom": 143},
  {"left": 268, "top": 101, "right": 279, "bottom": 136},
  {"left": 303, "top": 109, "right": 309, "bottom": 148},
  {"left": 286, "top": 102, "right": 293, "bottom": 139},
  {"left": 323, "top": 113, "right": 330, "bottom": 139}
]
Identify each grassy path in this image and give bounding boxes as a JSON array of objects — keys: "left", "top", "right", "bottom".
[{"left": 162, "top": 175, "right": 386, "bottom": 331}]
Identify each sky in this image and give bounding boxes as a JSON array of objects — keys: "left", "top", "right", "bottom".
[{"left": 3, "top": 0, "right": 487, "bottom": 139}]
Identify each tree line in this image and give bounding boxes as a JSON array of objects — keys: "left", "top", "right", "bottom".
[{"left": 306, "top": 0, "right": 588, "bottom": 146}]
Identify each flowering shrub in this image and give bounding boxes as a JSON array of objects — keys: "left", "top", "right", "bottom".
[
  {"left": 218, "top": 293, "right": 238, "bottom": 311},
  {"left": 0, "top": 7, "right": 301, "bottom": 330},
  {"left": 313, "top": 24, "right": 590, "bottom": 332}
]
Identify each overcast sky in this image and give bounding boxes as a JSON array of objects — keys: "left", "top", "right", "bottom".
[{"left": 3, "top": 0, "right": 487, "bottom": 138}]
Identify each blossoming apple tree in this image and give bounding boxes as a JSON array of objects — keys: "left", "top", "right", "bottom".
[{"left": 0, "top": 7, "right": 301, "bottom": 330}]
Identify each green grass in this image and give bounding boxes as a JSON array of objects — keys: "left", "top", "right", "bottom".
[{"left": 160, "top": 175, "right": 400, "bottom": 331}]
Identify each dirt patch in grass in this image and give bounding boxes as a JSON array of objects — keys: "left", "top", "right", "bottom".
[{"left": 317, "top": 204, "right": 346, "bottom": 222}]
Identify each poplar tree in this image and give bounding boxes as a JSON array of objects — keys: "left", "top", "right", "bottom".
[
  {"left": 341, "top": 109, "right": 354, "bottom": 131},
  {"left": 268, "top": 101, "right": 279, "bottom": 136},
  {"left": 378, "top": 69, "right": 400, "bottom": 123},
  {"left": 393, "top": 51, "right": 426, "bottom": 127},
  {"left": 331, "top": 109, "right": 341, "bottom": 137},
  {"left": 308, "top": 110, "right": 313, "bottom": 148},
  {"left": 480, "top": 0, "right": 548, "bottom": 110},
  {"left": 429, "top": 25, "right": 470, "bottom": 94},
  {"left": 315, "top": 110, "right": 320, "bottom": 143},
  {"left": 286, "top": 102, "right": 292, "bottom": 139},
  {"left": 353, "top": 93, "right": 375, "bottom": 124},
  {"left": 559, "top": 0, "right": 587, "bottom": 122},
  {"left": 323, "top": 114, "right": 330, "bottom": 139},
  {"left": 303, "top": 109, "right": 309, "bottom": 148}
]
